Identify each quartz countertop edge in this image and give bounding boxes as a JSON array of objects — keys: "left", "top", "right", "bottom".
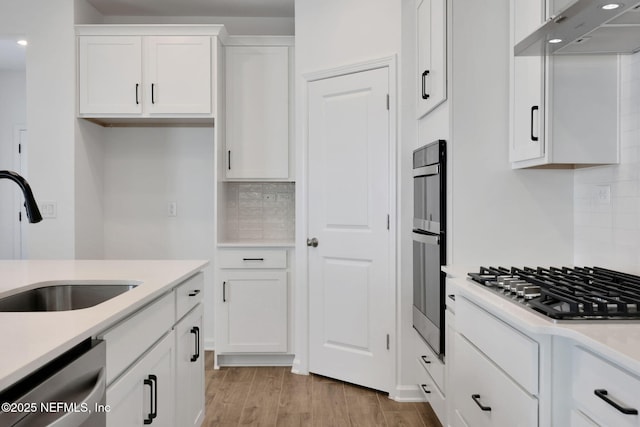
[
  {"left": 0, "top": 259, "right": 209, "bottom": 392},
  {"left": 444, "top": 265, "right": 640, "bottom": 376}
]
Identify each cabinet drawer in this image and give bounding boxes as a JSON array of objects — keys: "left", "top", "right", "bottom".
[
  {"left": 418, "top": 352, "right": 445, "bottom": 394},
  {"left": 457, "top": 297, "right": 538, "bottom": 394},
  {"left": 99, "top": 291, "right": 174, "bottom": 385},
  {"left": 572, "top": 346, "right": 640, "bottom": 427},
  {"left": 417, "top": 360, "right": 446, "bottom": 424},
  {"left": 218, "top": 249, "right": 287, "bottom": 269},
  {"left": 570, "top": 409, "right": 599, "bottom": 427},
  {"left": 175, "top": 272, "right": 204, "bottom": 321},
  {"left": 452, "top": 332, "right": 538, "bottom": 427}
]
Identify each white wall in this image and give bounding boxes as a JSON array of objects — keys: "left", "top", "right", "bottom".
[
  {"left": 0, "top": 71, "right": 26, "bottom": 259},
  {"left": 574, "top": 52, "right": 640, "bottom": 273},
  {"left": 23, "top": 0, "right": 77, "bottom": 258},
  {"left": 102, "top": 126, "right": 216, "bottom": 342}
]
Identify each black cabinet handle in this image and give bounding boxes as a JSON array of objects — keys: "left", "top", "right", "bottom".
[
  {"left": 223, "top": 281, "right": 227, "bottom": 302},
  {"left": 135, "top": 83, "right": 140, "bottom": 105},
  {"left": 151, "top": 83, "right": 156, "bottom": 104},
  {"left": 471, "top": 394, "right": 491, "bottom": 411},
  {"left": 421, "top": 70, "right": 430, "bottom": 100},
  {"left": 228, "top": 150, "right": 231, "bottom": 170},
  {"left": 143, "top": 374, "right": 158, "bottom": 424},
  {"left": 190, "top": 326, "right": 200, "bottom": 362},
  {"left": 530, "top": 106, "right": 539, "bottom": 142},
  {"left": 188, "top": 289, "right": 201, "bottom": 297},
  {"left": 594, "top": 389, "right": 638, "bottom": 415},
  {"left": 243, "top": 258, "right": 264, "bottom": 261},
  {"left": 420, "top": 384, "right": 431, "bottom": 394},
  {"left": 421, "top": 355, "right": 431, "bottom": 364}
]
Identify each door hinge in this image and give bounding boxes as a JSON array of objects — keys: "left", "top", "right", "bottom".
[
  {"left": 387, "top": 214, "right": 390, "bottom": 230},
  {"left": 386, "top": 94, "right": 390, "bottom": 110},
  {"left": 386, "top": 334, "right": 390, "bottom": 350}
]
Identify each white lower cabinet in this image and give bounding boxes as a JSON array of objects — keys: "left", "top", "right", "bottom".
[
  {"left": 107, "top": 331, "right": 176, "bottom": 426},
  {"left": 175, "top": 304, "right": 205, "bottom": 427},
  {"left": 571, "top": 346, "right": 640, "bottom": 427},
  {"left": 100, "top": 272, "right": 205, "bottom": 427},
  {"left": 451, "top": 332, "right": 538, "bottom": 427},
  {"left": 570, "top": 410, "right": 600, "bottom": 427},
  {"left": 218, "top": 270, "right": 288, "bottom": 353}
]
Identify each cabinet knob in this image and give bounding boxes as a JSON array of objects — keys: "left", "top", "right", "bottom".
[{"left": 307, "top": 237, "right": 319, "bottom": 247}]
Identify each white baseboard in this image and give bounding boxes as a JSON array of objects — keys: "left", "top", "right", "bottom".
[
  {"left": 216, "top": 353, "right": 295, "bottom": 367},
  {"left": 388, "top": 384, "right": 427, "bottom": 402}
]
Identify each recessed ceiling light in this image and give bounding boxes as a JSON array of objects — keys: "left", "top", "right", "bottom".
[
  {"left": 16, "top": 40, "right": 28, "bottom": 46},
  {"left": 601, "top": 3, "right": 622, "bottom": 10},
  {"left": 549, "top": 38, "right": 563, "bottom": 44}
]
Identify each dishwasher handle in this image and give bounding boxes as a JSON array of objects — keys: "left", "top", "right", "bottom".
[{"left": 45, "top": 367, "right": 106, "bottom": 427}]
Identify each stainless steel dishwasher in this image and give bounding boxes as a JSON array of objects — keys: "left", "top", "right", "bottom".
[{"left": 0, "top": 339, "right": 106, "bottom": 427}]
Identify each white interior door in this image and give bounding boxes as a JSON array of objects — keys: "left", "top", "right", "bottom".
[{"left": 307, "top": 66, "right": 393, "bottom": 392}]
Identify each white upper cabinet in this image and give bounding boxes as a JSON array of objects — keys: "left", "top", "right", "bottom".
[
  {"left": 77, "top": 26, "right": 225, "bottom": 122},
  {"left": 225, "top": 45, "right": 291, "bottom": 180},
  {"left": 144, "top": 36, "right": 212, "bottom": 115},
  {"left": 509, "top": 0, "right": 620, "bottom": 168},
  {"left": 78, "top": 36, "right": 143, "bottom": 115},
  {"left": 416, "top": 0, "right": 447, "bottom": 119}
]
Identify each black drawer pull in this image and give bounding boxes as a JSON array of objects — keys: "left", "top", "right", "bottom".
[
  {"left": 421, "top": 70, "right": 430, "bottom": 100},
  {"left": 471, "top": 394, "right": 491, "bottom": 412},
  {"left": 143, "top": 374, "right": 158, "bottom": 424},
  {"left": 420, "top": 384, "right": 431, "bottom": 394},
  {"left": 243, "top": 258, "right": 264, "bottom": 261},
  {"left": 190, "top": 326, "right": 200, "bottom": 362},
  {"left": 594, "top": 389, "right": 638, "bottom": 415},
  {"left": 151, "top": 83, "right": 156, "bottom": 104},
  {"left": 448, "top": 294, "right": 456, "bottom": 301},
  {"left": 530, "top": 105, "right": 539, "bottom": 142},
  {"left": 135, "top": 83, "right": 140, "bottom": 105},
  {"left": 421, "top": 355, "right": 431, "bottom": 364},
  {"left": 188, "top": 289, "right": 201, "bottom": 297},
  {"left": 223, "top": 281, "right": 227, "bottom": 302}
]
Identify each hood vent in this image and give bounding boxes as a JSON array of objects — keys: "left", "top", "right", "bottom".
[{"left": 515, "top": 1, "right": 640, "bottom": 55}]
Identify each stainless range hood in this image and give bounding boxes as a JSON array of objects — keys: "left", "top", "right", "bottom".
[{"left": 515, "top": 0, "right": 640, "bottom": 55}]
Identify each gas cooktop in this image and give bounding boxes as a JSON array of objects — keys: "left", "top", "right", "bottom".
[{"left": 467, "top": 266, "right": 640, "bottom": 320}]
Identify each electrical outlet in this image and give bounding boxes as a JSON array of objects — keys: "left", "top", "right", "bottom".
[
  {"left": 39, "top": 202, "right": 57, "bottom": 219},
  {"left": 168, "top": 201, "right": 177, "bottom": 217},
  {"left": 595, "top": 185, "right": 611, "bottom": 205}
]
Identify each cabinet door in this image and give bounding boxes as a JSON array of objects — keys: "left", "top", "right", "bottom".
[
  {"left": 416, "top": 0, "right": 447, "bottom": 118},
  {"left": 451, "top": 332, "right": 537, "bottom": 427},
  {"left": 225, "top": 46, "right": 289, "bottom": 179},
  {"left": 175, "top": 304, "right": 205, "bottom": 427},
  {"left": 218, "top": 271, "right": 288, "bottom": 353},
  {"left": 145, "top": 36, "right": 212, "bottom": 115},
  {"left": 510, "top": 0, "right": 545, "bottom": 163},
  {"left": 107, "top": 331, "right": 175, "bottom": 427},
  {"left": 78, "top": 36, "right": 142, "bottom": 115}
]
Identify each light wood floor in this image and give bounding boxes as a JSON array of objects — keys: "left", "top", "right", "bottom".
[{"left": 204, "top": 352, "right": 442, "bottom": 427}]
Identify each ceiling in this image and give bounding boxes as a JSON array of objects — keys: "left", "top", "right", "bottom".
[
  {"left": 0, "top": 38, "right": 26, "bottom": 71},
  {"left": 86, "top": 0, "right": 295, "bottom": 17}
]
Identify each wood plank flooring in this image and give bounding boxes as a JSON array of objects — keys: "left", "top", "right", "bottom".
[{"left": 204, "top": 352, "right": 442, "bottom": 427}]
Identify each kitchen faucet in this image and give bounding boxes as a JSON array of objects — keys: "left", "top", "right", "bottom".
[{"left": 0, "top": 170, "right": 42, "bottom": 223}]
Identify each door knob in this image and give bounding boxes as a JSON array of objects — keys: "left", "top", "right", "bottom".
[{"left": 307, "top": 237, "right": 318, "bottom": 247}]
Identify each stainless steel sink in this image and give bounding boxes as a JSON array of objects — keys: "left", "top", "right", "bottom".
[{"left": 0, "top": 283, "right": 138, "bottom": 312}]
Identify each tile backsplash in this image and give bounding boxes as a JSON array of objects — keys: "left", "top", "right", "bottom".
[
  {"left": 222, "top": 182, "right": 295, "bottom": 243},
  {"left": 574, "top": 52, "right": 640, "bottom": 273}
]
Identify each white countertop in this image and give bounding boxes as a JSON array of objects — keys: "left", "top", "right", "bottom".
[
  {"left": 0, "top": 259, "right": 208, "bottom": 392},
  {"left": 444, "top": 265, "right": 640, "bottom": 375}
]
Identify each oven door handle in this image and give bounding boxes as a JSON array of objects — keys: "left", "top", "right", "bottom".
[
  {"left": 48, "top": 367, "right": 106, "bottom": 427},
  {"left": 413, "top": 164, "right": 440, "bottom": 177},
  {"left": 412, "top": 232, "right": 440, "bottom": 245}
]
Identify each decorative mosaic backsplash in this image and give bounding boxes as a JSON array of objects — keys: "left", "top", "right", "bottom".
[{"left": 223, "top": 182, "right": 295, "bottom": 242}]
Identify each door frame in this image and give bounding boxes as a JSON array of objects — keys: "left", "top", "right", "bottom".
[{"left": 294, "top": 55, "right": 398, "bottom": 391}]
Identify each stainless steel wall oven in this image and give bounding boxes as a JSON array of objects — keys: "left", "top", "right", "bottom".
[{"left": 413, "top": 140, "right": 446, "bottom": 358}]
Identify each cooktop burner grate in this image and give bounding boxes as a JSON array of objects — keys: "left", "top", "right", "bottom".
[{"left": 467, "top": 266, "right": 640, "bottom": 320}]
